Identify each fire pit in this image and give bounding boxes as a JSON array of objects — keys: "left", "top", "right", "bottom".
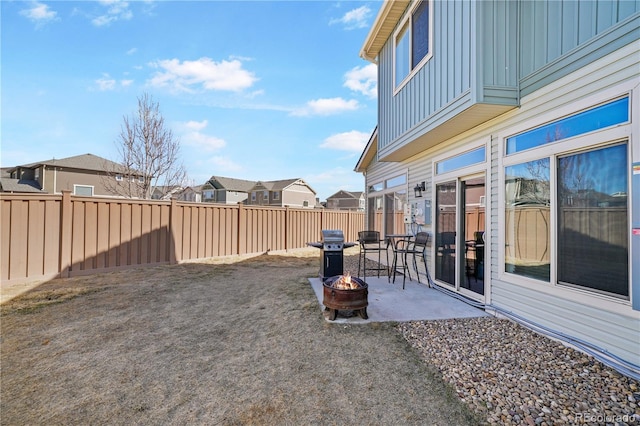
[{"left": 323, "top": 274, "right": 368, "bottom": 321}]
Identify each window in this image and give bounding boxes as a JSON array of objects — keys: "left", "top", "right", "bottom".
[
  {"left": 74, "top": 185, "right": 94, "bottom": 197},
  {"left": 506, "top": 97, "right": 629, "bottom": 154},
  {"left": 505, "top": 159, "right": 551, "bottom": 281},
  {"left": 394, "top": 1, "right": 431, "bottom": 89},
  {"left": 251, "top": 192, "right": 256, "bottom": 201},
  {"left": 386, "top": 174, "right": 407, "bottom": 188},
  {"left": 502, "top": 95, "right": 631, "bottom": 300},
  {"left": 436, "top": 147, "right": 486, "bottom": 174},
  {"left": 369, "top": 182, "right": 383, "bottom": 192},
  {"left": 263, "top": 192, "right": 269, "bottom": 201},
  {"left": 115, "top": 174, "right": 123, "bottom": 181},
  {"left": 557, "top": 144, "right": 628, "bottom": 297},
  {"left": 273, "top": 191, "right": 280, "bottom": 200},
  {"left": 138, "top": 176, "right": 144, "bottom": 183},
  {"left": 367, "top": 173, "right": 408, "bottom": 235}
]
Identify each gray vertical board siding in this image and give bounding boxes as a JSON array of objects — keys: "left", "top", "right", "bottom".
[
  {"left": 378, "top": 0, "right": 519, "bottom": 152},
  {"left": 519, "top": 0, "right": 639, "bottom": 90}
]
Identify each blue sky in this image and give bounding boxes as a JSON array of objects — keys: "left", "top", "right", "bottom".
[{"left": 1, "top": 0, "right": 379, "bottom": 201}]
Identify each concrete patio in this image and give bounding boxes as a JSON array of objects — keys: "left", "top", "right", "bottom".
[{"left": 308, "top": 275, "right": 488, "bottom": 324}]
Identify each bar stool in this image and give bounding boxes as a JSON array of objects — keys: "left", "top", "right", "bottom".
[{"left": 357, "top": 231, "right": 389, "bottom": 281}]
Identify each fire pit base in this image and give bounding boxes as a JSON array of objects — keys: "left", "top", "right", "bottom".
[
  {"left": 324, "top": 306, "right": 368, "bottom": 321},
  {"left": 322, "top": 275, "right": 369, "bottom": 321}
]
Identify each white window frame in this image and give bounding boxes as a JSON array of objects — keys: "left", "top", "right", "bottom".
[
  {"left": 115, "top": 174, "right": 123, "bottom": 181},
  {"left": 393, "top": 0, "right": 434, "bottom": 94},
  {"left": 73, "top": 184, "right": 94, "bottom": 197},
  {"left": 497, "top": 82, "right": 635, "bottom": 312}
]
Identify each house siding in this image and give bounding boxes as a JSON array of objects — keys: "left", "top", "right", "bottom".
[
  {"left": 519, "top": 1, "right": 639, "bottom": 96},
  {"left": 362, "top": 30, "right": 639, "bottom": 365},
  {"left": 378, "top": 0, "right": 519, "bottom": 156},
  {"left": 487, "top": 41, "right": 640, "bottom": 365}
]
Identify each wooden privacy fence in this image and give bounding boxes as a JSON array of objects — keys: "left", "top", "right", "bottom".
[{"left": 0, "top": 192, "right": 365, "bottom": 283}]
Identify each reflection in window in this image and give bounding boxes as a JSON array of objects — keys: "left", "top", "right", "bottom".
[
  {"left": 368, "top": 196, "right": 383, "bottom": 234},
  {"left": 505, "top": 159, "right": 550, "bottom": 281},
  {"left": 436, "top": 146, "right": 485, "bottom": 174},
  {"left": 386, "top": 174, "right": 406, "bottom": 188},
  {"left": 369, "top": 182, "right": 383, "bottom": 193},
  {"left": 557, "top": 143, "right": 628, "bottom": 297},
  {"left": 506, "top": 97, "right": 629, "bottom": 154},
  {"left": 385, "top": 191, "right": 407, "bottom": 236},
  {"left": 395, "top": 22, "right": 410, "bottom": 87}
]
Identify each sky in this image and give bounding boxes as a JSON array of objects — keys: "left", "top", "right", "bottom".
[{"left": 1, "top": 0, "right": 380, "bottom": 201}]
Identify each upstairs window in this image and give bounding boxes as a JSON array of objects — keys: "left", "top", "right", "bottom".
[{"left": 394, "top": 1, "right": 431, "bottom": 89}]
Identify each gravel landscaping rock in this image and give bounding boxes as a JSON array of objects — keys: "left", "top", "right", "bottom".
[{"left": 398, "top": 317, "right": 640, "bottom": 425}]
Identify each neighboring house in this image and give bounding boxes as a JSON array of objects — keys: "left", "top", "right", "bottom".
[
  {"left": 357, "top": 1, "right": 639, "bottom": 370},
  {"left": 201, "top": 176, "right": 255, "bottom": 204},
  {"left": 151, "top": 185, "right": 183, "bottom": 200},
  {"left": 4, "top": 153, "right": 143, "bottom": 197},
  {"left": 175, "top": 185, "right": 202, "bottom": 203},
  {"left": 248, "top": 178, "right": 317, "bottom": 208},
  {"left": 326, "top": 190, "right": 365, "bottom": 211}
]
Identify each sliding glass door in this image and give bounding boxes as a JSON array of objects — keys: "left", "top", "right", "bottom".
[{"left": 434, "top": 175, "right": 485, "bottom": 298}]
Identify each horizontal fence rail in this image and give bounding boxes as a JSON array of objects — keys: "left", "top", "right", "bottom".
[{"left": 0, "top": 192, "right": 366, "bottom": 283}]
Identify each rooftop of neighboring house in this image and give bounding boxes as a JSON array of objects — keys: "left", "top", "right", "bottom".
[
  {"left": 9, "top": 153, "right": 129, "bottom": 174},
  {"left": 0, "top": 177, "right": 44, "bottom": 193},
  {"left": 207, "top": 176, "right": 256, "bottom": 192},
  {"left": 253, "top": 178, "right": 316, "bottom": 194},
  {"left": 327, "top": 190, "right": 364, "bottom": 200}
]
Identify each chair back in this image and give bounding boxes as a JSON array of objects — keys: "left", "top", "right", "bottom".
[
  {"left": 358, "top": 230, "right": 380, "bottom": 244},
  {"left": 413, "top": 232, "right": 430, "bottom": 248}
]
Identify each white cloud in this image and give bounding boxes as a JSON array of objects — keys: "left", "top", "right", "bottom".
[
  {"left": 209, "top": 156, "right": 244, "bottom": 173},
  {"left": 330, "top": 6, "right": 371, "bottom": 30},
  {"left": 92, "top": 0, "right": 132, "bottom": 27},
  {"left": 126, "top": 47, "right": 137, "bottom": 55},
  {"left": 181, "top": 120, "right": 208, "bottom": 132},
  {"left": 95, "top": 75, "right": 116, "bottom": 91},
  {"left": 148, "top": 57, "right": 258, "bottom": 93},
  {"left": 94, "top": 73, "right": 133, "bottom": 90},
  {"left": 320, "top": 130, "right": 369, "bottom": 152},
  {"left": 182, "top": 132, "right": 226, "bottom": 151},
  {"left": 178, "top": 120, "right": 226, "bottom": 152},
  {"left": 344, "top": 63, "right": 377, "bottom": 99},
  {"left": 20, "top": 2, "right": 58, "bottom": 27},
  {"left": 291, "top": 97, "right": 359, "bottom": 117}
]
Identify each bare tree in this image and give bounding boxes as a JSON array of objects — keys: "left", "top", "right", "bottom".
[{"left": 103, "top": 93, "right": 187, "bottom": 199}]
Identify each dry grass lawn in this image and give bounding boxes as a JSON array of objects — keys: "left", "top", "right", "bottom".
[{"left": 1, "top": 252, "right": 481, "bottom": 425}]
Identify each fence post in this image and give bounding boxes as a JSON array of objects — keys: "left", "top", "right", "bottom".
[
  {"left": 59, "top": 190, "right": 72, "bottom": 278},
  {"left": 237, "top": 203, "right": 246, "bottom": 255},
  {"left": 284, "top": 206, "right": 289, "bottom": 251},
  {"left": 169, "top": 198, "right": 181, "bottom": 264}
]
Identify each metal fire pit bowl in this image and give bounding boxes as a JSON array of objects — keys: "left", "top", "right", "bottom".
[{"left": 322, "top": 275, "right": 368, "bottom": 321}]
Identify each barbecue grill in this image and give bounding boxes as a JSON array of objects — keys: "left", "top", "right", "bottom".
[{"left": 307, "top": 229, "right": 356, "bottom": 280}]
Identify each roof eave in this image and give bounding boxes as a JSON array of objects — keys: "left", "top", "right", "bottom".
[
  {"left": 360, "top": 1, "right": 410, "bottom": 63},
  {"left": 355, "top": 126, "right": 378, "bottom": 173}
]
